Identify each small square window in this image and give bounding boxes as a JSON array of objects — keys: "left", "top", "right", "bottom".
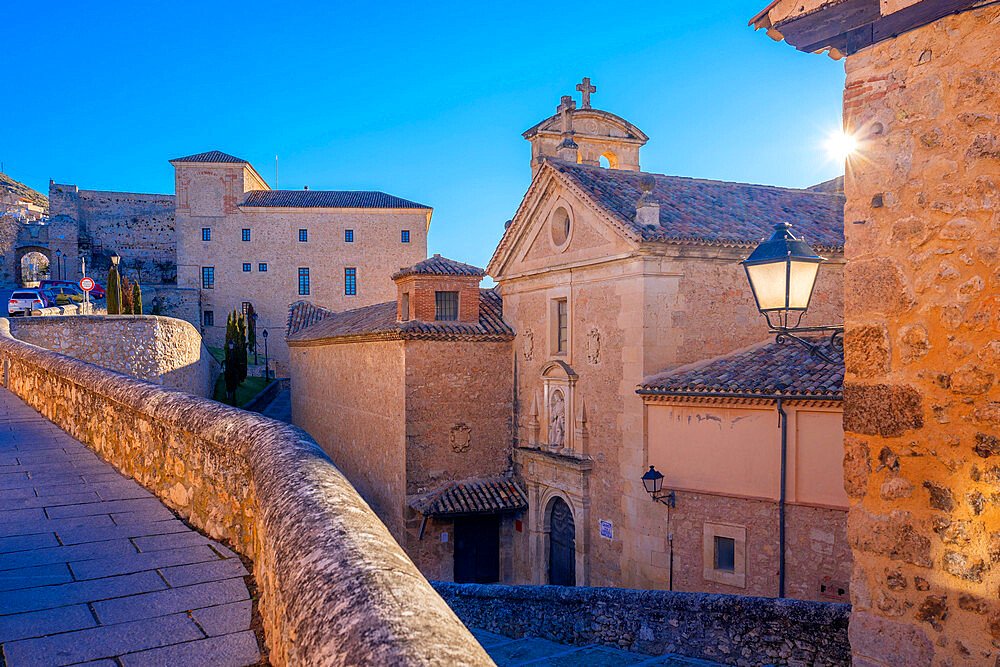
[
  {"left": 714, "top": 537, "right": 735, "bottom": 572},
  {"left": 298, "top": 267, "right": 310, "bottom": 296},
  {"left": 242, "top": 263, "right": 251, "bottom": 272},
  {"left": 435, "top": 291, "right": 458, "bottom": 321},
  {"left": 345, "top": 229, "right": 354, "bottom": 243},
  {"left": 401, "top": 229, "right": 410, "bottom": 243},
  {"left": 201, "top": 228, "right": 211, "bottom": 242},
  {"left": 258, "top": 263, "right": 267, "bottom": 272},
  {"left": 345, "top": 267, "right": 356, "bottom": 296},
  {"left": 201, "top": 267, "right": 214, "bottom": 290},
  {"left": 242, "top": 229, "right": 251, "bottom": 242},
  {"left": 299, "top": 229, "right": 308, "bottom": 242},
  {"left": 203, "top": 310, "right": 214, "bottom": 327}
]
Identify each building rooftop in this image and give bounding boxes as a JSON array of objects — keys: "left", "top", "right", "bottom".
[
  {"left": 550, "top": 160, "right": 845, "bottom": 251},
  {"left": 392, "top": 255, "right": 486, "bottom": 280},
  {"left": 170, "top": 150, "right": 248, "bottom": 164},
  {"left": 285, "top": 301, "right": 337, "bottom": 338},
  {"left": 638, "top": 338, "right": 844, "bottom": 398},
  {"left": 286, "top": 288, "right": 514, "bottom": 343},
  {"left": 241, "top": 190, "right": 429, "bottom": 209},
  {"left": 408, "top": 477, "right": 528, "bottom": 517}
]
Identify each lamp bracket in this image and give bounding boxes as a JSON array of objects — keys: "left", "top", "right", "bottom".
[
  {"left": 652, "top": 489, "right": 676, "bottom": 507},
  {"left": 769, "top": 326, "right": 844, "bottom": 364}
]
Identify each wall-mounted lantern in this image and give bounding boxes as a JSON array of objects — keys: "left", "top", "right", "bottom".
[
  {"left": 742, "top": 222, "right": 843, "bottom": 363},
  {"left": 641, "top": 465, "right": 675, "bottom": 507}
]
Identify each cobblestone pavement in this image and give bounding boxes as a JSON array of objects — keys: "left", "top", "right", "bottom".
[
  {"left": 471, "top": 628, "right": 724, "bottom": 666},
  {"left": 0, "top": 387, "right": 261, "bottom": 666}
]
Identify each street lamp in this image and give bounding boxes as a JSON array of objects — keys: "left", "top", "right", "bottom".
[
  {"left": 641, "top": 465, "right": 675, "bottom": 507},
  {"left": 55, "top": 249, "right": 61, "bottom": 280},
  {"left": 262, "top": 328, "right": 270, "bottom": 380},
  {"left": 110, "top": 252, "right": 121, "bottom": 267},
  {"left": 742, "top": 222, "right": 843, "bottom": 363}
]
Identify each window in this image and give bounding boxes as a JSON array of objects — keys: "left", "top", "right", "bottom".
[
  {"left": 401, "top": 229, "right": 410, "bottom": 243},
  {"left": 299, "top": 229, "right": 308, "bottom": 242},
  {"left": 242, "top": 229, "right": 251, "bottom": 242},
  {"left": 201, "top": 228, "right": 211, "bottom": 242},
  {"left": 435, "top": 291, "right": 458, "bottom": 321},
  {"left": 298, "top": 267, "right": 310, "bottom": 295},
  {"left": 202, "top": 267, "right": 214, "bottom": 289},
  {"left": 259, "top": 263, "right": 267, "bottom": 272},
  {"left": 556, "top": 299, "right": 568, "bottom": 353},
  {"left": 345, "top": 229, "right": 354, "bottom": 243},
  {"left": 714, "top": 537, "right": 735, "bottom": 572},
  {"left": 344, "top": 267, "right": 356, "bottom": 296},
  {"left": 703, "top": 523, "right": 746, "bottom": 588},
  {"left": 203, "top": 310, "right": 214, "bottom": 327},
  {"left": 242, "top": 263, "right": 251, "bottom": 272},
  {"left": 401, "top": 292, "right": 410, "bottom": 320},
  {"left": 242, "top": 302, "right": 251, "bottom": 315}
]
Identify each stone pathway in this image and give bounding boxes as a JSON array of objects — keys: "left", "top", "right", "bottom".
[
  {"left": 470, "top": 628, "right": 724, "bottom": 666},
  {"left": 259, "top": 389, "right": 291, "bottom": 424},
  {"left": 0, "top": 387, "right": 261, "bottom": 666}
]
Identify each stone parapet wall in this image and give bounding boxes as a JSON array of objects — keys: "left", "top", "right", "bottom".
[
  {"left": 9, "top": 315, "right": 216, "bottom": 398},
  {"left": 434, "top": 582, "right": 850, "bottom": 666},
  {"left": 28, "top": 302, "right": 106, "bottom": 317},
  {"left": 0, "top": 319, "right": 490, "bottom": 666}
]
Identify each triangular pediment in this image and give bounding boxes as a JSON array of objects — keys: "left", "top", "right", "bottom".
[{"left": 488, "top": 163, "right": 638, "bottom": 279}]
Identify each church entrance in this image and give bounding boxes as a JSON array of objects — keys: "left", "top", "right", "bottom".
[
  {"left": 548, "top": 498, "right": 575, "bottom": 586},
  {"left": 453, "top": 515, "right": 500, "bottom": 583}
]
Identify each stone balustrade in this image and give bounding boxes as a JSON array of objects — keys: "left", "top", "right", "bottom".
[
  {"left": 434, "top": 582, "right": 850, "bottom": 666},
  {"left": 0, "top": 318, "right": 491, "bottom": 666}
]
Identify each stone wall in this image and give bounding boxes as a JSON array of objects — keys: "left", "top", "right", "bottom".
[
  {"left": 433, "top": 582, "right": 851, "bottom": 666},
  {"left": 146, "top": 285, "right": 201, "bottom": 329},
  {"left": 9, "top": 315, "right": 217, "bottom": 398},
  {"left": 840, "top": 5, "right": 1000, "bottom": 665},
  {"left": 0, "top": 319, "right": 490, "bottom": 666}
]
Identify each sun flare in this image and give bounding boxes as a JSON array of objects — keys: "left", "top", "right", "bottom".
[{"left": 824, "top": 130, "right": 859, "bottom": 161}]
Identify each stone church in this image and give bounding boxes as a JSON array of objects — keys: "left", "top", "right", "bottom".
[{"left": 289, "top": 80, "right": 852, "bottom": 600}]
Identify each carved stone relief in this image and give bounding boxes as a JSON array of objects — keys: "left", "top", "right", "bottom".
[
  {"left": 586, "top": 328, "right": 600, "bottom": 364},
  {"left": 548, "top": 389, "right": 566, "bottom": 451},
  {"left": 450, "top": 423, "right": 471, "bottom": 453},
  {"left": 522, "top": 329, "right": 534, "bottom": 361}
]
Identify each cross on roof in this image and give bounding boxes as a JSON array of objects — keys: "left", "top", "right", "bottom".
[
  {"left": 557, "top": 95, "right": 576, "bottom": 133},
  {"left": 576, "top": 77, "right": 596, "bottom": 108}
]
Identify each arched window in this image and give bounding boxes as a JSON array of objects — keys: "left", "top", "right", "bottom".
[{"left": 600, "top": 151, "right": 619, "bottom": 169}]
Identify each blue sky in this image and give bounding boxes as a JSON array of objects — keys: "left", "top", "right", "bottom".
[{"left": 4, "top": 1, "right": 845, "bottom": 270}]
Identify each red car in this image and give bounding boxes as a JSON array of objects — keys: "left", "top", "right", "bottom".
[{"left": 40, "top": 279, "right": 105, "bottom": 299}]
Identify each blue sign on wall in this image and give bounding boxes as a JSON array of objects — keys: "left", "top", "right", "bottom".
[{"left": 599, "top": 520, "right": 613, "bottom": 540}]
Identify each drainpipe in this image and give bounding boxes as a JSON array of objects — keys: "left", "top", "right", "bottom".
[{"left": 777, "top": 395, "right": 787, "bottom": 599}]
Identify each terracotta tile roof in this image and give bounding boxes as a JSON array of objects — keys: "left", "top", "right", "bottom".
[
  {"left": 286, "top": 301, "right": 337, "bottom": 337},
  {"left": 170, "top": 150, "right": 248, "bottom": 164},
  {"left": 241, "top": 190, "right": 429, "bottom": 209},
  {"left": 409, "top": 477, "right": 528, "bottom": 517},
  {"left": 392, "top": 255, "right": 485, "bottom": 280},
  {"left": 638, "top": 338, "right": 844, "bottom": 398},
  {"left": 286, "top": 288, "right": 514, "bottom": 343},
  {"left": 550, "top": 160, "right": 845, "bottom": 251}
]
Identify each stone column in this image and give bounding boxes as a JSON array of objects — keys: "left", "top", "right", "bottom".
[{"left": 841, "top": 6, "right": 1000, "bottom": 665}]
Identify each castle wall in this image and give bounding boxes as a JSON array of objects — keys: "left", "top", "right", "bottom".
[{"left": 838, "top": 5, "right": 1000, "bottom": 665}]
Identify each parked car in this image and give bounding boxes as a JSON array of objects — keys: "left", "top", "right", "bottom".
[
  {"left": 39, "top": 279, "right": 105, "bottom": 299},
  {"left": 8, "top": 290, "right": 48, "bottom": 316},
  {"left": 48, "top": 284, "right": 86, "bottom": 305},
  {"left": 39, "top": 288, "right": 59, "bottom": 308}
]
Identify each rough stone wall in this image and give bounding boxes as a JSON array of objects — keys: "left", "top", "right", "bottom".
[
  {"left": 9, "top": 315, "right": 217, "bottom": 397},
  {"left": 0, "top": 319, "right": 491, "bottom": 666},
  {"left": 288, "top": 338, "right": 408, "bottom": 539},
  {"left": 840, "top": 6, "right": 1000, "bottom": 665},
  {"left": 145, "top": 285, "right": 201, "bottom": 329},
  {"left": 433, "top": 582, "right": 851, "bottom": 666},
  {"left": 49, "top": 183, "right": 176, "bottom": 283}
]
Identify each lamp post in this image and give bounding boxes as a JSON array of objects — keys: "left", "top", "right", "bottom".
[
  {"left": 110, "top": 252, "right": 120, "bottom": 267},
  {"left": 55, "top": 249, "right": 61, "bottom": 280},
  {"left": 262, "top": 329, "right": 270, "bottom": 380},
  {"left": 641, "top": 465, "right": 675, "bottom": 507},
  {"left": 741, "top": 222, "right": 843, "bottom": 363}
]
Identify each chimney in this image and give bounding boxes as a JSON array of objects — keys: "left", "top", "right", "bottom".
[{"left": 635, "top": 174, "right": 659, "bottom": 228}]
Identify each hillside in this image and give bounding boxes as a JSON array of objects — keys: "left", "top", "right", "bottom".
[{"left": 0, "top": 173, "right": 48, "bottom": 211}]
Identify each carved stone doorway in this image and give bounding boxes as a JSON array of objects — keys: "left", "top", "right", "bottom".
[{"left": 548, "top": 498, "right": 576, "bottom": 586}]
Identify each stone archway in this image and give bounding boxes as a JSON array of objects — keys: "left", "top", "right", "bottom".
[{"left": 16, "top": 246, "right": 50, "bottom": 287}]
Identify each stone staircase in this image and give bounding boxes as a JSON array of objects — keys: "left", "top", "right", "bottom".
[{"left": 470, "top": 628, "right": 725, "bottom": 666}]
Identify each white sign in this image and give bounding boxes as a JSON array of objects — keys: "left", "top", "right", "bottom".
[
  {"left": 79, "top": 277, "right": 95, "bottom": 292},
  {"left": 599, "top": 520, "right": 613, "bottom": 540}
]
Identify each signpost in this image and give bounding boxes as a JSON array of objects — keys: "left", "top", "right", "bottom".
[{"left": 80, "top": 276, "right": 94, "bottom": 312}]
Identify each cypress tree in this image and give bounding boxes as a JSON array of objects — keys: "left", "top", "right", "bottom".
[
  {"left": 132, "top": 283, "right": 143, "bottom": 315},
  {"left": 246, "top": 304, "right": 257, "bottom": 364},
  {"left": 106, "top": 265, "right": 121, "bottom": 315}
]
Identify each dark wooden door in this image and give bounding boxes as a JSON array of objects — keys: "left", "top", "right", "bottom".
[
  {"left": 548, "top": 498, "right": 575, "bottom": 586},
  {"left": 454, "top": 515, "right": 500, "bottom": 583}
]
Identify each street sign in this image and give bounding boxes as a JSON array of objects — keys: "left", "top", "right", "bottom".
[{"left": 79, "top": 277, "right": 95, "bottom": 292}]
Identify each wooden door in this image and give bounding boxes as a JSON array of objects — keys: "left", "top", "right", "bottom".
[
  {"left": 548, "top": 498, "right": 575, "bottom": 586},
  {"left": 454, "top": 515, "right": 500, "bottom": 583}
]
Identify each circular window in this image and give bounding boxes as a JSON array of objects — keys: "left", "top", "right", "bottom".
[{"left": 550, "top": 207, "right": 571, "bottom": 249}]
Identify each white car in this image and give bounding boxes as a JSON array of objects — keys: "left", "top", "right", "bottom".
[{"left": 8, "top": 290, "right": 47, "bottom": 316}]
